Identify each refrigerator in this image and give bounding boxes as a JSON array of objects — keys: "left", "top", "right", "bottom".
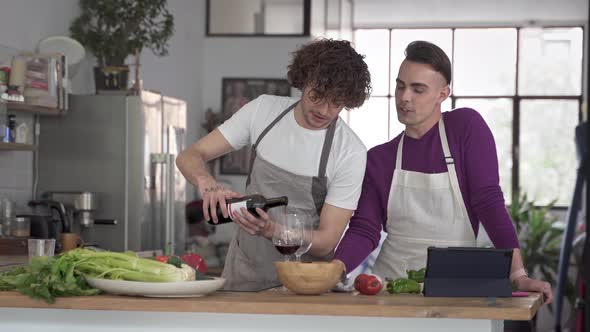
[{"left": 37, "top": 91, "right": 187, "bottom": 254}]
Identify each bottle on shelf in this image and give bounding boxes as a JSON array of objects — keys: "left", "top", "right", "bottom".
[
  {"left": 0, "top": 102, "right": 6, "bottom": 141},
  {"left": 3, "top": 114, "right": 16, "bottom": 143},
  {"left": 208, "top": 194, "right": 288, "bottom": 225}
]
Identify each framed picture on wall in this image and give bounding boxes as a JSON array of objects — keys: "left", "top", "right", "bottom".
[{"left": 219, "top": 78, "right": 292, "bottom": 175}]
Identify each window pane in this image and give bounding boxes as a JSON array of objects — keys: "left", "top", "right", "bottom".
[
  {"left": 454, "top": 29, "right": 517, "bottom": 96},
  {"left": 349, "top": 97, "right": 389, "bottom": 150},
  {"left": 354, "top": 29, "right": 390, "bottom": 96},
  {"left": 455, "top": 98, "right": 513, "bottom": 203},
  {"left": 520, "top": 100, "right": 579, "bottom": 206},
  {"left": 442, "top": 98, "right": 452, "bottom": 113},
  {"left": 390, "top": 29, "right": 453, "bottom": 96},
  {"left": 519, "top": 28, "right": 583, "bottom": 95}
]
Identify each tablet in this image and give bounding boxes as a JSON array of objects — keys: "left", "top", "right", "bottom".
[{"left": 423, "top": 247, "right": 513, "bottom": 297}]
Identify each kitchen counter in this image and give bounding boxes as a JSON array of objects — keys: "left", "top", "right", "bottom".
[
  {"left": 0, "top": 290, "right": 543, "bottom": 332},
  {"left": 0, "top": 255, "right": 27, "bottom": 273}
]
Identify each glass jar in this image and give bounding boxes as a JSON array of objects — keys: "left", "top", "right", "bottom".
[
  {"left": 13, "top": 216, "right": 30, "bottom": 237},
  {"left": 1, "top": 197, "right": 15, "bottom": 237}
]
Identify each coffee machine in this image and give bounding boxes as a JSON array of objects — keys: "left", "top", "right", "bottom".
[
  {"left": 39, "top": 191, "right": 98, "bottom": 229},
  {"left": 28, "top": 192, "right": 98, "bottom": 247}
]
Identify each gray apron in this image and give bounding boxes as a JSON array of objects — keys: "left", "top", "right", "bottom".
[{"left": 221, "top": 101, "right": 336, "bottom": 291}]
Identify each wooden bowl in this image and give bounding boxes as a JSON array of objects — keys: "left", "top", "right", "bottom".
[{"left": 274, "top": 261, "right": 342, "bottom": 295}]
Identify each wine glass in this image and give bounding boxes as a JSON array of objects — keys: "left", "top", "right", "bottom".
[
  {"left": 272, "top": 211, "right": 303, "bottom": 261},
  {"left": 294, "top": 212, "right": 313, "bottom": 262}
]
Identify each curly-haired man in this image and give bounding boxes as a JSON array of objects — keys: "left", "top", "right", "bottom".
[{"left": 176, "top": 39, "right": 372, "bottom": 290}]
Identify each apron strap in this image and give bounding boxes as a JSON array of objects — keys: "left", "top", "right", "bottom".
[
  {"left": 395, "top": 133, "right": 405, "bottom": 170},
  {"left": 246, "top": 101, "right": 299, "bottom": 186},
  {"left": 437, "top": 115, "right": 471, "bottom": 223},
  {"left": 317, "top": 120, "right": 337, "bottom": 178}
]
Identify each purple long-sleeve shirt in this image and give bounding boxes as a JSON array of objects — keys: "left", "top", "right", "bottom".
[{"left": 334, "top": 108, "right": 520, "bottom": 273}]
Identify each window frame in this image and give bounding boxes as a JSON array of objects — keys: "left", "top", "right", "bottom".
[{"left": 352, "top": 25, "right": 586, "bottom": 208}]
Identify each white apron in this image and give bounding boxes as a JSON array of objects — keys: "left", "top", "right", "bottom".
[{"left": 372, "top": 116, "right": 478, "bottom": 280}]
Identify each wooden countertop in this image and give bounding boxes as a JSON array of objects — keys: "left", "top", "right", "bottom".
[{"left": 0, "top": 291, "right": 542, "bottom": 321}]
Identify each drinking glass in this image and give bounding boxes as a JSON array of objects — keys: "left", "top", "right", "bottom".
[
  {"left": 272, "top": 211, "right": 303, "bottom": 261},
  {"left": 28, "top": 239, "right": 56, "bottom": 261},
  {"left": 294, "top": 212, "right": 313, "bottom": 262}
]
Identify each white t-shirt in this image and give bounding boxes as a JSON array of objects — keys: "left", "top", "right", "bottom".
[{"left": 218, "top": 95, "right": 367, "bottom": 210}]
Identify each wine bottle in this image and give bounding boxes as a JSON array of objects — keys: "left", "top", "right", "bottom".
[{"left": 208, "top": 194, "right": 288, "bottom": 225}]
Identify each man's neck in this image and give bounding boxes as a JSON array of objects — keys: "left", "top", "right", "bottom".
[
  {"left": 293, "top": 102, "right": 308, "bottom": 129},
  {"left": 404, "top": 112, "right": 442, "bottom": 139}
]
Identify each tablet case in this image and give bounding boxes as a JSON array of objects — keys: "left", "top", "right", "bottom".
[{"left": 423, "top": 247, "right": 513, "bottom": 297}]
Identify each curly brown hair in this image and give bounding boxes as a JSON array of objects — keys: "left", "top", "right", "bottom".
[{"left": 287, "top": 39, "right": 371, "bottom": 109}]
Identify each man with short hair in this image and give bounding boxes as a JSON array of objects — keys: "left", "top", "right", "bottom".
[{"left": 333, "top": 40, "right": 553, "bottom": 303}]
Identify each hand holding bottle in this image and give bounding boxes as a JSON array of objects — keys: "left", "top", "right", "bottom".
[
  {"left": 233, "top": 207, "right": 275, "bottom": 237},
  {"left": 197, "top": 175, "right": 242, "bottom": 224}
]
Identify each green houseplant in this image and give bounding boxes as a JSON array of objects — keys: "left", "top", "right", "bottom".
[
  {"left": 508, "top": 192, "right": 576, "bottom": 330},
  {"left": 70, "top": 0, "right": 174, "bottom": 91}
]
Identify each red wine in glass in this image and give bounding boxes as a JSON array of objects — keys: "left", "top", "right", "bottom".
[{"left": 275, "top": 244, "right": 300, "bottom": 255}]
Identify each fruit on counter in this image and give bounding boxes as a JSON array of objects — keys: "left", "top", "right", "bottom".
[
  {"left": 386, "top": 278, "right": 421, "bottom": 294},
  {"left": 407, "top": 267, "right": 426, "bottom": 283},
  {"left": 0, "top": 248, "right": 203, "bottom": 303},
  {"left": 354, "top": 273, "right": 383, "bottom": 295},
  {"left": 181, "top": 253, "right": 208, "bottom": 274},
  {"left": 153, "top": 253, "right": 208, "bottom": 275},
  {"left": 155, "top": 255, "right": 169, "bottom": 263}
]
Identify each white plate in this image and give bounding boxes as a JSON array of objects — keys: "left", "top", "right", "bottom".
[{"left": 86, "top": 277, "right": 226, "bottom": 298}]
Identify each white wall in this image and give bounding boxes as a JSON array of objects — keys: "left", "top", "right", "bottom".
[
  {"left": 201, "top": 36, "right": 309, "bottom": 194},
  {"left": 0, "top": 0, "right": 80, "bottom": 210},
  {"left": 139, "top": 0, "right": 205, "bottom": 162},
  {"left": 0, "top": 0, "right": 206, "bottom": 208}
]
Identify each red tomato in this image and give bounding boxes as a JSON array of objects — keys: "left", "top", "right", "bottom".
[
  {"left": 354, "top": 273, "right": 369, "bottom": 290},
  {"left": 155, "top": 255, "right": 169, "bottom": 263},
  {"left": 354, "top": 273, "right": 383, "bottom": 295},
  {"left": 181, "top": 253, "right": 208, "bottom": 274}
]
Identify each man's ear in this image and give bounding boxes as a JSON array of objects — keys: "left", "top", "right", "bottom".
[{"left": 438, "top": 85, "right": 451, "bottom": 103}]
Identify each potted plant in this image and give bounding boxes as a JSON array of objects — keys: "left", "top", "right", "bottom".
[
  {"left": 70, "top": 0, "right": 174, "bottom": 91},
  {"left": 506, "top": 192, "right": 576, "bottom": 331}
]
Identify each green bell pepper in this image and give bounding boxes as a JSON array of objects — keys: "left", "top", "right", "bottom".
[
  {"left": 386, "top": 278, "right": 422, "bottom": 294},
  {"left": 407, "top": 267, "right": 426, "bottom": 283}
]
